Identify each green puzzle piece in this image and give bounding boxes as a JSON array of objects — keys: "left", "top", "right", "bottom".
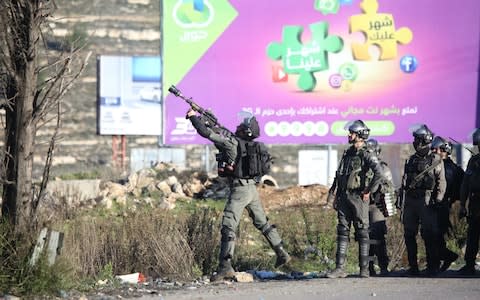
[
  {"left": 315, "top": 0, "right": 340, "bottom": 15},
  {"left": 267, "top": 22, "right": 343, "bottom": 91}
]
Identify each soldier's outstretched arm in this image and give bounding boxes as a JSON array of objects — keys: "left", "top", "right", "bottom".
[{"left": 187, "top": 109, "right": 236, "bottom": 147}]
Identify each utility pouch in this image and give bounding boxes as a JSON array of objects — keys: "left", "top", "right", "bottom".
[{"left": 347, "top": 167, "right": 362, "bottom": 190}]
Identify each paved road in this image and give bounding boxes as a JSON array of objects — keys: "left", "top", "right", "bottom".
[{"left": 141, "top": 272, "right": 480, "bottom": 300}]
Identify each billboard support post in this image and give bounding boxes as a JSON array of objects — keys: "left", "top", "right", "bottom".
[{"left": 112, "top": 135, "right": 127, "bottom": 170}]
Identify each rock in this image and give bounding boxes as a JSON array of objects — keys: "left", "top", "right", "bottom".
[
  {"left": 156, "top": 181, "right": 172, "bottom": 195},
  {"left": 234, "top": 272, "right": 254, "bottom": 283}
]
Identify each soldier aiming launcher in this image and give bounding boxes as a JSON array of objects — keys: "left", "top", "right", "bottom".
[{"left": 168, "top": 85, "right": 233, "bottom": 136}]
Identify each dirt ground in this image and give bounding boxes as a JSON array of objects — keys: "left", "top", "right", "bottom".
[{"left": 257, "top": 183, "right": 330, "bottom": 211}]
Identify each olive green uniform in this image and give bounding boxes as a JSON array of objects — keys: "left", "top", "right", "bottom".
[
  {"left": 330, "top": 144, "right": 384, "bottom": 276},
  {"left": 402, "top": 152, "right": 446, "bottom": 273},
  {"left": 188, "top": 115, "right": 289, "bottom": 280}
]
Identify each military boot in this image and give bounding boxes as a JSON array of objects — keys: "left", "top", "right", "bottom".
[
  {"left": 273, "top": 244, "right": 291, "bottom": 268},
  {"left": 211, "top": 233, "right": 236, "bottom": 282},
  {"left": 458, "top": 263, "right": 476, "bottom": 276},
  {"left": 439, "top": 251, "right": 458, "bottom": 272},
  {"left": 210, "top": 259, "right": 235, "bottom": 282},
  {"left": 359, "top": 240, "right": 370, "bottom": 278},
  {"left": 379, "top": 264, "right": 389, "bottom": 276},
  {"left": 327, "top": 236, "right": 348, "bottom": 278},
  {"left": 368, "top": 261, "right": 376, "bottom": 276},
  {"left": 377, "top": 242, "right": 390, "bottom": 276}
]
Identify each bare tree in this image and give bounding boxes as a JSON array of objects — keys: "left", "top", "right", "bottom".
[{"left": 0, "top": 0, "right": 90, "bottom": 233}]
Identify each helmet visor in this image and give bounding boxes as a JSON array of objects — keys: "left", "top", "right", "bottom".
[{"left": 237, "top": 110, "right": 254, "bottom": 126}]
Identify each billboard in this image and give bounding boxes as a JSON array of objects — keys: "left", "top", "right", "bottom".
[
  {"left": 162, "top": 0, "right": 480, "bottom": 144},
  {"left": 97, "top": 55, "right": 162, "bottom": 135}
]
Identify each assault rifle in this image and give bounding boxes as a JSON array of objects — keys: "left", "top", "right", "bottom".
[
  {"left": 448, "top": 136, "right": 474, "bottom": 155},
  {"left": 168, "top": 85, "right": 233, "bottom": 136},
  {"left": 396, "top": 160, "right": 408, "bottom": 221},
  {"left": 396, "top": 157, "right": 443, "bottom": 220}
]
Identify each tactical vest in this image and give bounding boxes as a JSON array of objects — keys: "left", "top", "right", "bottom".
[
  {"left": 232, "top": 139, "right": 272, "bottom": 179},
  {"left": 338, "top": 147, "right": 371, "bottom": 191},
  {"left": 405, "top": 153, "right": 437, "bottom": 191}
]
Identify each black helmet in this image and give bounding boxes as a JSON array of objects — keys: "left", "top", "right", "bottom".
[
  {"left": 366, "top": 138, "right": 381, "bottom": 155},
  {"left": 431, "top": 136, "right": 452, "bottom": 154},
  {"left": 410, "top": 123, "right": 434, "bottom": 145},
  {"left": 471, "top": 128, "right": 480, "bottom": 146},
  {"left": 345, "top": 120, "right": 370, "bottom": 140},
  {"left": 236, "top": 111, "right": 260, "bottom": 140}
]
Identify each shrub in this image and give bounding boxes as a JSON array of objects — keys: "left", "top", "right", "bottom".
[{"left": 0, "top": 220, "right": 75, "bottom": 296}]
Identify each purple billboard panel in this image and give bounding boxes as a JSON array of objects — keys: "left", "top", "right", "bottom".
[{"left": 163, "top": 0, "right": 479, "bottom": 144}]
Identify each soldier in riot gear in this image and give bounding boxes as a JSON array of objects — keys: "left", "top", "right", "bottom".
[
  {"left": 430, "top": 136, "right": 464, "bottom": 272},
  {"left": 365, "top": 139, "right": 394, "bottom": 276},
  {"left": 457, "top": 128, "right": 480, "bottom": 275},
  {"left": 401, "top": 124, "right": 446, "bottom": 276},
  {"left": 327, "top": 120, "right": 384, "bottom": 278},
  {"left": 186, "top": 109, "right": 291, "bottom": 281}
]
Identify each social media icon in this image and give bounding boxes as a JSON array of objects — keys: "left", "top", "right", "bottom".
[
  {"left": 400, "top": 55, "right": 418, "bottom": 73},
  {"left": 272, "top": 65, "right": 288, "bottom": 82},
  {"left": 329, "top": 74, "right": 343, "bottom": 88},
  {"left": 339, "top": 63, "right": 358, "bottom": 81}
]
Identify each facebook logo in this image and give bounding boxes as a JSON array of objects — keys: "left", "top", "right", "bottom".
[{"left": 400, "top": 55, "right": 418, "bottom": 73}]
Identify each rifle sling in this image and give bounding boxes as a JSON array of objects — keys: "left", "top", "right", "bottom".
[{"left": 407, "top": 158, "right": 442, "bottom": 190}]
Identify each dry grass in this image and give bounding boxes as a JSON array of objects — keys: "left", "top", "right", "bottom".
[
  {"left": 16, "top": 198, "right": 466, "bottom": 292},
  {"left": 60, "top": 208, "right": 217, "bottom": 281}
]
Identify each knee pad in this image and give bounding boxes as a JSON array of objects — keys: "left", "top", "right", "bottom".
[
  {"left": 221, "top": 210, "right": 237, "bottom": 228},
  {"left": 221, "top": 226, "right": 236, "bottom": 242},
  {"left": 337, "top": 225, "right": 350, "bottom": 239},
  {"left": 260, "top": 223, "right": 276, "bottom": 235},
  {"left": 355, "top": 229, "right": 369, "bottom": 241}
]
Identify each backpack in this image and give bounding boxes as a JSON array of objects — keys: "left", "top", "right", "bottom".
[{"left": 233, "top": 139, "right": 273, "bottom": 178}]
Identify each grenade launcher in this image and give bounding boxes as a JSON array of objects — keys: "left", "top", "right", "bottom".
[{"left": 168, "top": 85, "right": 233, "bottom": 136}]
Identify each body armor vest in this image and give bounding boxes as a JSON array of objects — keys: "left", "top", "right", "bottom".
[
  {"left": 232, "top": 139, "right": 272, "bottom": 179},
  {"left": 338, "top": 147, "right": 371, "bottom": 192},
  {"left": 405, "top": 153, "right": 436, "bottom": 191}
]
